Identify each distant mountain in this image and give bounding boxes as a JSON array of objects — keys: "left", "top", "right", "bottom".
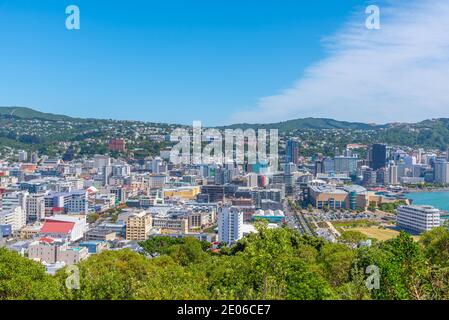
[
  {"left": 219, "top": 117, "right": 385, "bottom": 131},
  {"left": 0, "top": 106, "right": 76, "bottom": 121},
  {"left": 2, "top": 106, "right": 449, "bottom": 152},
  {"left": 0, "top": 107, "right": 385, "bottom": 130}
]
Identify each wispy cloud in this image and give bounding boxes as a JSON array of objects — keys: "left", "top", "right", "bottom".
[{"left": 231, "top": 0, "right": 449, "bottom": 124}]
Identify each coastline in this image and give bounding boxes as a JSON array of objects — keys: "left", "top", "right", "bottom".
[{"left": 404, "top": 188, "right": 449, "bottom": 194}]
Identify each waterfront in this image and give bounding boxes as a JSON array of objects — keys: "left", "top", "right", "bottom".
[{"left": 406, "top": 191, "right": 449, "bottom": 212}]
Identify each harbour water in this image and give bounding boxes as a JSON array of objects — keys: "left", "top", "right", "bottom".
[{"left": 406, "top": 191, "right": 449, "bottom": 216}]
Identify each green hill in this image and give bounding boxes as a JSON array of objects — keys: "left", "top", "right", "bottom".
[
  {"left": 220, "top": 117, "right": 385, "bottom": 131},
  {"left": 0, "top": 106, "right": 75, "bottom": 121}
]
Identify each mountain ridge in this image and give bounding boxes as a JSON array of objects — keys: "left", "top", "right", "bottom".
[
  {"left": 0, "top": 106, "right": 393, "bottom": 130},
  {"left": 1, "top": 106, "right": 449, "bottom": 132}
]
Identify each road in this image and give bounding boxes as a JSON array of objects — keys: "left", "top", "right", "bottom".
[{"left": 283, "top": 200, "right": 314, "bottom": 236}]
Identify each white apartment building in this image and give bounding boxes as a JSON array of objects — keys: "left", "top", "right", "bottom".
[
  {"left": 396, "top": 205, "right": 441, "bottom": 234},
  {"left": 218, "top": 206, "right": 243, "bottom": 245},
  {"left": 0, "top": 206, "right": 26, "bottom": 232},
  {"left": 1, "top": 191, "right": 28, "bottom": 212},
  {"left": 26, "top": 193, "right": 46, "bottom": 223}
]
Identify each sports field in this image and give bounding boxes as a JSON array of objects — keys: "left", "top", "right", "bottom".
[{"left": 348, "top": 227, "right": 420, "bottom": 241}]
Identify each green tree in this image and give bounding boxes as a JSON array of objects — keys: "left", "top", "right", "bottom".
[
  {"left": 420, "top": 227, "right": 449, "bottom": 267},
  {"left": 0, "top": 248, "right": 63, "bottom": 300}
]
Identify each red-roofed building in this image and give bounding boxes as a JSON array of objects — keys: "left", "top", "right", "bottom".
[
  {"left": 40, "top": 215, "right": 87, "bottom": 242},
  {"left": 40, "top": 221, "right": 75, "bottom": 240},
  {"left": 41, "top": 221, "right": 75, "bottom": 234},
  {"left": 38, "top": 237, "right": 56, "bottom": 244},
  {"left": 108, "top": 138, "right": 126, "bottom": 152}
]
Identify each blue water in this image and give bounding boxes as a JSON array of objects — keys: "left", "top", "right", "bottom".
[{"left": 406, "top": 191, "right": 449, "bottom": 212}]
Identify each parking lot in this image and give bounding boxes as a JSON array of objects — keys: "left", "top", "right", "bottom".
[{"left": 309, "top": 211, "right": 377, "bottom": 222}]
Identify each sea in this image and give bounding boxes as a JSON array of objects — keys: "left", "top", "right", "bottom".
[{"left": 406, "top": 191, "right": 449, "bottom": 219}]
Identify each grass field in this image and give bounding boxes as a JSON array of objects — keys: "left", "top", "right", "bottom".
[
  {"left": 347, "top": 226, "right": 420, "bottom": 241},
  {"left": 332, "top": 219, "right": 377, "bottom": 228}
]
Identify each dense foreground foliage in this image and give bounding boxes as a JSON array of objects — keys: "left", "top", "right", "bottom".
[{"left": 1, "top": 225, "right": 449, "bottom": 300}]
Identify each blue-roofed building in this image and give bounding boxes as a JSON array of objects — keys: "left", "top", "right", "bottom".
[
  {"left": 0, "top": 224, "right": 12, "bottom": 238},
  {"left": 79, "top": 241, "right": 109, "bottom": 254}
]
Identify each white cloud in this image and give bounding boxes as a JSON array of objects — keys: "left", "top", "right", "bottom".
[{"left": 231, "top": 0, "right": 449, "bottom": 124}]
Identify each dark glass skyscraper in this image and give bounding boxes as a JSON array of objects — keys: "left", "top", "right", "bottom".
[
  {"left": 286, "top": 139, "right": 300, "bottom": 165},
  {"left": 371, "top": 144, "right": 387, "bottom": 170}
]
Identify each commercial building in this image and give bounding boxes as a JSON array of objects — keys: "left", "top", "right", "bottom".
[
  {"left": 388, "top": 164, "right": 399, "bottom": 185},
  {"left": 334, "top": 156, "right": 358, "bottom": 175},
  {"left": 396, "top": 205, "right": 441, "bottom": 233},
  {"left": 125, "top": 211, "right": 152, "bottom": 241},
  {"left": 44, "top": 190, "right": 88, "bottom": 215},
  {"left": 246, "top": 173, "right": 258, "bottom": 188},
  {"left": 434, "top": 161, "right": 449, "bottom": 184},
  {"left": 308, "top": 186, "right": 349, "bottom": 210},
  {"left": 253, "top": 209, "right": 285, "bottom": 224},
  {"left": 0, "top": 207, "right": 26, "bottom": 232},
  {"left": 163, "top": 186, "right": 201, "bottom": 200},
  {"left": 370, "top": 144, "right": 387, "bottom": 170},
  {"left": 40, "top": 215, "right": 87, "bottom": 242},
  {"left": 286, "top": 139, "right": 300, "bottom": 165},
  {"left": 308, "top": 184, "right": 401, "bottom": 211},
  {"left": 26, "top": 193, "right": 46, "bottom": 223},
  {"left": 218, "top": 206, "right": 243, "bottom": 245},
  {"left": 152, "top": 217, "right": 189, "bottom": 233},
  {"left": 28, "top": 238, "right": 89, "bottom": 265},
  {"left": 200, "top": 185, "right": 225, "bottom": 203}
]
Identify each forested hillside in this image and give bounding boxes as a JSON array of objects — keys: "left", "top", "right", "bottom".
[{"left": 2, "top": 225, "right": 449, "bottom": 300}]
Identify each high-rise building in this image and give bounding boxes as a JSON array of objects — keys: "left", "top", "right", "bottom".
[
  {"left": 112, "top": 163, "right": 131, "bottom": 177},
  {"left": 396, "top": 205, "right": 441, "bottom": 233},
  {"left": 371, "top": 144, "right": 387, "bottom": 170},
  {"left": 93, "top": 155, "right": 111, "bottom": 169},
  {"left": 102, "top": 165, "right": 112, "bottom": 186},
  {"left": 376, "top": 167, "right": 389, "bottom": 185},
  {"left": 218, "top": 206, "right": 243, "bottom": 245},
  {"left": 322, "top": 158, "right": 335, "bottom": 173},
  {"left": 362, "top": 168, "right": 377, "bottom": 186},
  {"left": 334, "top": 156, "right": 358, "bottom": 175},
  {"left": 388, "top": 164, "right": 398, "bottom": 185},
  {"left": 246, "top": 173, "right": 258, "bottom": 188},
  {"left": 30, "top": 151, "right": 39, "bottom": 164},
  {"left": 284, "top": 162, "right": 297, "bottom": 175},
  {"left": 314, "top": 160, "right": 324, "bottom": 174},
  {"left": 286, "top": 139, "right": 300, "bottom": 165},
  {"left": 18, "top": 150, "right": 28, "bottom": 162},
  {"left": 26, "top": 193, "right": 46, "bottom": 223},
  {"left": 434, "top": 161, "right": 449, "bottom": 184},
  {"left": 151, "top": 157, "right": 163, "bottom": 174}
]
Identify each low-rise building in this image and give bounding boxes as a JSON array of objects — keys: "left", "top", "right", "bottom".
[
  {"left": 396, "top": 205, "right": 441, "bottom": 233},
  {"left": 28, "top": 238, "right": 89, "bottom": 265}
]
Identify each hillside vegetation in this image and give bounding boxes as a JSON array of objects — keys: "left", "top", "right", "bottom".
[{"left": 2, "top": 225, "right": 449, "bottom": 300}]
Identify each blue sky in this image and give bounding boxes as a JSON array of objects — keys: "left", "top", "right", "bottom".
[{"left": 1, "top": 0, "right": 448, "bottom": 125}]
